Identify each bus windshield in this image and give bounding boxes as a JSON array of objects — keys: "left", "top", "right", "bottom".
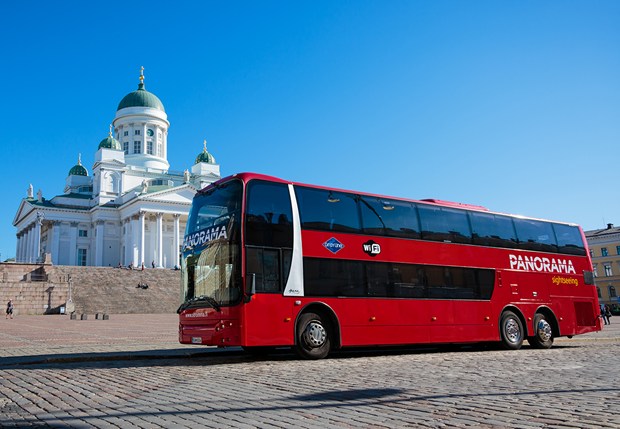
[{"left": 180, "top": 180, "right": 243, "bottom": 310}]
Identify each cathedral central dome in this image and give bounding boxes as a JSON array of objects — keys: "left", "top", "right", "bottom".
[
  {"left": 117, "top": 83, "right": 165, "bottom": 111},
  {"left": 117, "top": 68, "right": 165, "bottom": 112}
]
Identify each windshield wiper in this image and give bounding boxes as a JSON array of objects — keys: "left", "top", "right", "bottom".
[{"left": 176, "top": 295, "right": 221, "bottom": 314}]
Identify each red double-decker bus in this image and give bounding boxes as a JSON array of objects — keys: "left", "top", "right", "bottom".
[{"left": 178, "top": 172, "right": 601, "bottom": 359}]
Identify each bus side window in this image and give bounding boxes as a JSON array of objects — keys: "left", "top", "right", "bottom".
[
  {"left": 245, "top": 180, "right": 294, "bottom": 293},
  {"left": 553, "top": 223, "right": 586, "bottom": 256},
  {"left": 418, "top": 205, "right": 472, "bottom": 244},
  {"left": 360, "top": 197, "right": 421, "bottom": 239},
  {"left": 295, "top": 187, "right": 361, "bottom": 233},
  {"left": 246, "top": 181, "right": 293, "bottom": 248},
  {"left": 470, "top": 212, "right": 518, "bottom": 248},
  {"left": 246, "top": 247, "right": 281, "bottom": 293},
  {"left": 513, "top": 218, "right": 558, "bottom": 253}
]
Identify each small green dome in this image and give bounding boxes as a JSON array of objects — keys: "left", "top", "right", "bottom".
[
  {"left": 98, "top": 135, "right": 122, "bottom": 150},
  {"left": 68, "top": 155, "right": 88, "bottom": 176},
  {"left": 195, "top": 140, "right": 216, "bottom": 164}
]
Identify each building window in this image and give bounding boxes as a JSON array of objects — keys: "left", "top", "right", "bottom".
[
  {"left": 134, "top": 141, "right": 141, "bottom": 154},
  {"left": 77, "top": 248, "right": 87, "bottom": 266},
  {"left": 610, "top": 286, "right": 618, "bottom": 298},
  {"left": 616, "top": 246, "right": 620, "bottom": 255},
  {"left": 78, "top": 229, "right": 88, "bottom": 237},
  {"left": 135, "top": 130, "right": 141, "bottom": 135},
  {"left": 602, "top": 247, "right": 608, "bottom": 257},
  {"left": 589, "top": 249, "right": 593, "bottom": 258},
  {"left": 597, "top": 287, "right": 602, "bottom": 298},
  {"left": 605, "top": 264, "right": 613, "bottom": 277},
  {"left": 123, "top": 142, "right": 129, "bottom": 154},
  {"left": 593, "top": 264, "right": 598, "bottom": 277},
  {"left": 147, "top": 141, "right": 153, "bottom": 155},
  {"left": 124, "top": 131, "right": 129, "bottom": 137}
]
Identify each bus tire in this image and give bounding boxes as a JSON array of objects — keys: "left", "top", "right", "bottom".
[
  {"left": 500, "top": 310, "right": 524, "bottom": 350},
  {"left": 295, "top": 312, "right": 331, "bottom": 360},
  {"left": 527, "top": 313, "right": 554, "bottom": 349}
]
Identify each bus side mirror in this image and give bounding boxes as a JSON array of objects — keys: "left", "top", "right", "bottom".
[{"left": 245, "top": 273, "right": 256, "bottom": 303}]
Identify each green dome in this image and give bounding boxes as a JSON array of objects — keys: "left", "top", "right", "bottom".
[
  {"left": 195, "top": 140, "right": 216, "bottom": 164},
  {"left": 98, "top": 135, "right": 122, "bottom": 150},
  {"left": 68, "top": 155, "right": 88, "bottom": 176},
  {"left": 117, "top": 83, "right": 165, "bottom": 112}
]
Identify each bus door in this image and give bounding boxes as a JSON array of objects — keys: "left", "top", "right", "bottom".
[
  {"left": 244, "top": 180, "right": 296, "bottom": 346},
  {"left": 244, "top": 247, "right": 294, "bottom": 346}
]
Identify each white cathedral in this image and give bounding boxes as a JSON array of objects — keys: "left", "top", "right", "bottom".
[{"left": 13, "top": 68, "right": 221, "bottom": 268}]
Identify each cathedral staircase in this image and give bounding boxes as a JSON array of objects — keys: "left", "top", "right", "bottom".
[{"left": 0, "top": 262, "right": 181, "bottom": 316}]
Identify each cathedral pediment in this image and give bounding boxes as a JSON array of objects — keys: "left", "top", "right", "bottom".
[
  {"left": 13, "top": 199, "right": 34, "bottom": 226},
  {"left": 139, "top": 185, "right": 197, "bottom": 204}
]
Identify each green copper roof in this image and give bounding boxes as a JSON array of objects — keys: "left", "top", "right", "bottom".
[
  {"left": 195, "top": 140, "right": 216, "bottom": 164},
  {"left": 117, "top": 83, "right": 165, "bottom": 112},
  {"left": 98, "top": 135, "right": 122, "bottom": 150}
]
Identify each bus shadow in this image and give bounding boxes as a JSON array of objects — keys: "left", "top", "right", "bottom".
[{"left": 2, "top": 341, "right": 582, "bottom": 370}]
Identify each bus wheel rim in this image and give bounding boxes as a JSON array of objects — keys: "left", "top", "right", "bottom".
[
  {"left": 505, "top": 318, "right": 521, "bottom": 343},
  {"left": 537, "top": 319, "right": 552, "bottom": 342},
  {"left": 303, "top": 321, "right": 327, "bottom": 348}
]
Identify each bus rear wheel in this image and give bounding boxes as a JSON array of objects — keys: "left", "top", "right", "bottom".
[
  {"left": 295, "top": 312, "right": 331, "bottom": 360},
  {"left": 527, "top": 313, "right": 554, "bottom": 349},
  {"left": 500, "top": 310, "right": 524, "bottom": 350}
]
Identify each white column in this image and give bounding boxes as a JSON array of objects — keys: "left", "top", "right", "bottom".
[
  {"left": 51, "top": 221, "right": 61, "bottom": 265},
  {"left": 15, "top": 233, "right": 22, "bottom": 262},
  {"left": 123, "top": 218, "right": 131, "bottom": 266},
  {"left": 34, "top": 214, "right": 43, "bottom": 263},
  {"left": 69, "top": 222, "right": 78, "bottom": 266},
  {"left": 173, "top": 214, "right": 180, "bottom": 269},
  {"left": 143, "top": 123, "right": 148, "bottom": 155},
  {"left": 22, "top": 230, "right": 28, "bottom": 262},
  {"left": 149, "top": 216, "right": 156, "bottom": 267},
  {"left": 27, "top": 225, "right": 34, "bottom": 263},
  {"left": 139, "top": 211, "right": 145, "bottom": 267},
  {"left": 95, "top": 220, "right": 104, "bottom": 266},
  {"left": 15, "top": 232, "right": 21, "bottom": 262},
  {"left": 156, "top": 212, "right": 164, "bottom": 268}
]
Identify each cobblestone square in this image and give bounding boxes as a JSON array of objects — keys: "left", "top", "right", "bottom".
[{"left": 1, "top": 314, "right": 619, "bottom": 428}]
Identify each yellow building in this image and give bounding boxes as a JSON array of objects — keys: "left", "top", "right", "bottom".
[{"left": 585, "top": 223, "right": 620, "bottom": 314}]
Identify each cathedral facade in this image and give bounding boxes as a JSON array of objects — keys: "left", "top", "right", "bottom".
[{"left": 13, "top": 69, "right": 220, "bottom": 268}]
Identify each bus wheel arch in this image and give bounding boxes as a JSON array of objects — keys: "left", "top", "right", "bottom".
[
  {"left": 499, "top": 307, "right": 526, "bottom": 350},
  {"left": 527, "top": 307, "right": 557, "bottom": 349},
  {"left": 294, "top": 303, "right": 341, "bottom": 359}
]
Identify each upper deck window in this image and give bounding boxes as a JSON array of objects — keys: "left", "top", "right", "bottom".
[
  {"left": 246, "top": 180, "right": 293, "bottom": 248},
  {"left": 418, "top": 205, "right": 471, "bottom": 244},
  {"left": 513, "top": 218, "right": 557, "bottom": 253},
  {"left": 470, "top": 212, "right": 517, "bottom": 248},
  {"left": 359, "top": 197, "right": 421, "bottom": 239},
  {"left": 295, "top": 187, "right": 360, "bottom": 233},
  {"left": 552, "top": 223, "right": 586, "bottom": 256}
]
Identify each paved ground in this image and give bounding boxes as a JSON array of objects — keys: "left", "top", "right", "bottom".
[
  {"left": 1, "top": 314, "right": 619, "bottom": 428},
  {"left": 1, "top": 314, "right": 200, "bottom": 365}
]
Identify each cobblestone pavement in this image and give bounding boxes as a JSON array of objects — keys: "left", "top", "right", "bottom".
[{"left": 1, "top": 314, "right": 619, "bottom": 428}]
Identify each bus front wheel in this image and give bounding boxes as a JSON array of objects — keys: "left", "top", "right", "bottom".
[
  {"left": 295, "top": 312, "right": 331, "bottom": 360},
  {"left": 500, "top": 310, "right": 524, "bottom": 350},
  {"left": 527, "top": 313, "right": 554, "bottom": 349}
]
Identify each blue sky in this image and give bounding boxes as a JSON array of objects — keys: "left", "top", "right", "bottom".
[{"left": 1, "top": 0, "right": 619, "bottom": 261}]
